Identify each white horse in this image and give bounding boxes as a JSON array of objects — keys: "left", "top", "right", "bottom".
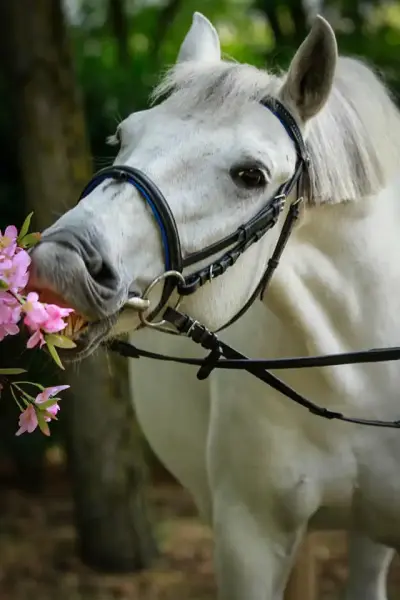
[{"left": 28, "top": 12, "right": 400, "bottom": 600}]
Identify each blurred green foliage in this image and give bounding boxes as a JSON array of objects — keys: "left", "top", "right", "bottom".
[
  {"left": 2, "top": 0, "right": 400, "bottom": 226},
  {"left": 0, "top": 0, "right": 399, "bottom": 468},
  {"left": 70, "top": 0, "right": 400, "bottom": 174}
]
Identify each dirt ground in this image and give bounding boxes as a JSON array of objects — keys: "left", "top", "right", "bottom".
[
  {"left": 1, "top": 461, "right": 400, "bottom": 600},
  {"left": 0, "top": 468, "right": 216, "bottom": 600}
]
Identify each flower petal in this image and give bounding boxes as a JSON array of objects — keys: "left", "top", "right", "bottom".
[
  {"left": 4, "top": 225, "right": 18, "bottom": 240},
  {"left": 26, "top": 329, "right": 44, "bottom": 349}
]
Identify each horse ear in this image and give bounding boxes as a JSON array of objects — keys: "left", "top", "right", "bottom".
[
  {"left": 280, "top": 15, "right": 338, "bottom": 122},
  {"left": 177, "top": 12, "right": 221, "bottom": 63}
]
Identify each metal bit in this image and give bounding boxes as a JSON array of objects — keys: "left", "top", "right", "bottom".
[{"left": 124, "top": 297, "right": 151, "bottom": 311}]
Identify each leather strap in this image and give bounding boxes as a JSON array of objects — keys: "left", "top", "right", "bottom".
[{"left": 107, "top": 310, "right": 400, "bottom": 430}]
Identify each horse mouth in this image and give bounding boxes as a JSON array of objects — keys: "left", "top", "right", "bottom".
[
  {"left": 25, "top": 268, "right": 152, "bottom": 360},
  {"left": 34, "top": 292, "right": 149, "bottom": 361},
  {"left": 63, "top": 313, "right": 89, "bottom": 339},
  {"left": 59, "top": 312, "right": 117, "bottom": 361},
  {"left": 22, "top": 282, "right": 115, "bottom": 360}
]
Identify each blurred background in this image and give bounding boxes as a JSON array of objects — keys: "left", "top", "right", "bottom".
[{"left": 0, "top": 1, "right": 399, "bottom": 599}]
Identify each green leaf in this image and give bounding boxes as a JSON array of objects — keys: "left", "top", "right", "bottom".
[
  {"left": 36, "top": 409, "right": 50, "bottom": 436},
  {"left": 37, "top": 399, "right": 60, "bottom": 410},
  {"left": 46, "top": 334, "right": 77, "bottom": 349},
  {"left": 46, "top": 343, "right": 65, "bottom": 370},
  {"left": 0, "top": 280, "right": 9, "bottom": 290},
  {"left": 19, "top": 232, "right": 41, "bottom": 248},
  {"left": 17, "top": 212, "right": 34, "bottom": 242},
  {"left": 0, "top": 368, "right": 27, "bottom": 375}
]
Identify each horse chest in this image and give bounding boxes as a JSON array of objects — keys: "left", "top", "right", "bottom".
[
  {"left": 348, "top": 433, "right": 400, "bottom": 544},
  {"left": 208, "top": 367, "right": 400, "bottom": 536}
]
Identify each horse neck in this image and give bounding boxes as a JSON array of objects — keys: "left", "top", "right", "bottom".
[{"left": 263, "top": 179, "right": 400, "bottom": 360}]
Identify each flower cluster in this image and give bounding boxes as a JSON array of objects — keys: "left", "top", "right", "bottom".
[
  {"left": 0, "top": 216, "right": 74, "bottom": 437},
  {"left": 13, "top": 384, "right": 70, "bottom": 438},
  {"left": 23, "top": 292, "right": 73, "bottom": 349}
]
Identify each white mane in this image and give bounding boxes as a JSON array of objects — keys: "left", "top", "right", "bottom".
[{"left": 153, "top": 57, "right": 400, "bottom": 204}]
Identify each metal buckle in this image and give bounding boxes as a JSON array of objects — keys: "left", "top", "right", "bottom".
[
  {"left": 274, "top": 193, "right": 286, "bottom": 212},
  {"left": 292, "top": 195, "right": 304, "bottom": 207},
  {"left": 139, "top": 270, "right": 186, "bottom": 332}
]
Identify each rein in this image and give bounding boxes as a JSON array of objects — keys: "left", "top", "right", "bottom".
[
  {"left": 79, "top": 97, "right": 400, "bottom": 430},
  {"left": 110, "top": 311, "right": 400, "bottom": 429}
]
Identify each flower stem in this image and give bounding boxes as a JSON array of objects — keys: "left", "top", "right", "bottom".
[
  {"left": 8, "top": 289, "right": 25, "bottom": 305},
  {"left": 11, "top": 380, "right": 44, "bottom": 390},
  {"left": 10, "top": 386, "right": 24, "bottom": 412},
  {"left": 11, "top": 383, "right": 35, "bottom": 405}
]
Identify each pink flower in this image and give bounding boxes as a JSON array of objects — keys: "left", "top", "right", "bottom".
[
  {"left": 35, "top": 385, "right": 69, "bottom": 421},
  {"left": 22, "top": 292, "right": 49, "bottom": 328},
  {"left": 0, "top": 249, "right": 31, "bottom": 292},
  {"left": 0, "top": 291, "right": 21, "bottom": 325},
  {"left": 22, "top": 293, "right": 74, "bottom": 348},
  {"left": 0, "top": 225, "right": 18, "bottom": 259},
  {"left": 15, "top": 385, "right": 70, "bottom": 436},
  {"left": 15, "top": 405, "right": 38, "bottom": 436},
  {"left": 0, "top": 257, "right": 12, "bottom": 271},
  {"left": 0, "top": 322, "right": 20, "bottom": 341},
  {"left": 41, "top": 304, "right": 74, "bottom": 333},
  {"left": 22, "top": 292, "right": 48, "bottom": 347},
  {"left": 35, "top": 384, "right": 70, "bottom": 402},
  {"left": 26, "top": 328, "right": 45, "bottom": 349},
  {"left": 0, "top": 290, "right": 19, "bottom": 306},
  {"left": 0, "top": 291, "right": 21, "bottom": 340}
]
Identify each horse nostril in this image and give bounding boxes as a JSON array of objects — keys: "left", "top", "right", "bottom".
[
  {"left": 40, "top": 230, "right": 121, "bottom": 293},
  {"left": 89, "top": 258, "right": 119, "bottom": 289},
  {"left": 66, "top": 233, "right": 120, "bottom": 291}
]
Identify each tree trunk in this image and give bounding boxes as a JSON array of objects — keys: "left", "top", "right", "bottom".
[
  {"left": 0, "top": 0, "right": 157, "bottom": 571},
  {"left": 150, "top": 0, "right": 183, "bottom": 64},
  {"left": 108, "top": 0, "right": 130, "bottom": 66},
  {"left": 65, "top": 349, "right": 158, "bottom": 570},
  {"left": 257, "top": 0, "right": 286, "bottom": 47},
  {"left": 286, "top": 0, "right": 308, "bottom": 45}
]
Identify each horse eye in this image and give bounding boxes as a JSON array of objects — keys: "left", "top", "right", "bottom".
[{"left": 230, "top": 166, "right": 267, "bottom": 189}]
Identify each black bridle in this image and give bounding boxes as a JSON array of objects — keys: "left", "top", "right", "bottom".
[
  {"left": 79, "top": 97, "right": 400, "bottom": 430},
  {"left": 80, "top": 97, "right": 306, "bottom": 325}
]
